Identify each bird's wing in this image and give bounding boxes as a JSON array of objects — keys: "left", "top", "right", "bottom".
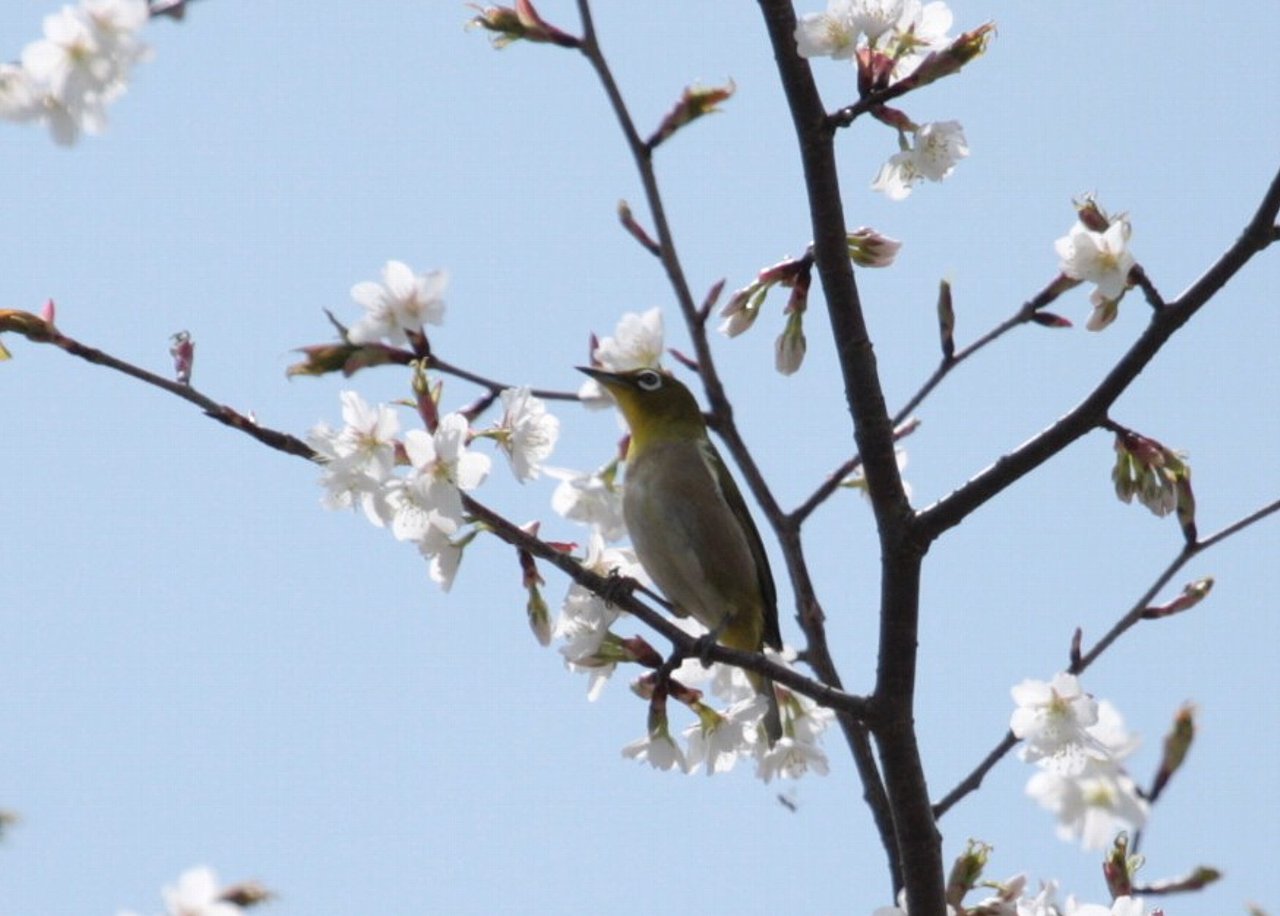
[{"left": 697, "top": 439, "right": 782, "bottom": 651}]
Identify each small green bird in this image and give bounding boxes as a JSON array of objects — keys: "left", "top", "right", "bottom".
[{"left": 578, "top": 366, "right": 783, "bottom": 744}]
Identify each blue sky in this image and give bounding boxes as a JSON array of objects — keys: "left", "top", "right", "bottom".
[{"left": 3, "top": 2, "right": 1278, "bottom": 913}]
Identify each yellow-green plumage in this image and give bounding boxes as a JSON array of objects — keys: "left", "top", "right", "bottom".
[{"left": 578, "top": 366, "right": 783, "bottom": 744}]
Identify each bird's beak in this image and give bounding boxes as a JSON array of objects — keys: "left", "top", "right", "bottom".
[{"left": 576, "top": 365, "right": 619, "bottom": 387}]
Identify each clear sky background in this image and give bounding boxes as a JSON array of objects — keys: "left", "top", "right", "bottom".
[{"left": 3, "top": 2, "right": 1278, "bottom": 914}]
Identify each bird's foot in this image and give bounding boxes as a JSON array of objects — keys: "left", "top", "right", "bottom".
[
  {"left": 598, "top": 568, "right": 636, "bottom": 608},
  {"left": 691, "top": 632, "right": 720, "bottom": 669}
]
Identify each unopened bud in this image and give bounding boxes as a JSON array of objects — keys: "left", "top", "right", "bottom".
[
  {"left": 0, "top": 308, "right": 55, "bottom": 342},
  {"left": 467, "top": 0, "right": 579, "bottom": 49},
  {"left": 856, "top": 46, "right": 896, "bottom": 95},
  {"left": 774, "top": 310, "right": 806, "bottom": 376},
  {"left": 1030, "top": 310, "right": 1072, "bottom": 328},
  {"left": 1103, "top": 833, "right": 1142, "bottom": 899},
  {"left": 1149, "top": 703, "right": 1195, "bottom": 801},
  {"left": 526, "top": 584, "right": 552, "bottom": 646},
  {"left": 648, "top": 80, "right": 735, "bottom": 149},
  {"left": 900, "top": 22, "right": 996, "bottom": 89},
  {"left": 169, "top": 331, "right": 195, "bottom": 385},
  {"left": 617, "top": 200, "right": 660, "bottom": 256},
  {"left": 1138, "top": 865, "right": 1221, "bottom": 895},
  {"left": 847, "top": 226, "right": 902, "bottom": 268},
  {"left": 219, "top": 881, "right": 274, "bottom": 908},
  {"left": 1143, "top": 577, "right": 1213, "bottom": 620},
  {"left": 286, "top": 343, "right": 359, "bottom": 378},
  {"left": 936, "top": 279, "right": 955, "bottom": 359},
  {"left": 1074, "top": 194, "right": 1112, "bottom": 232}
]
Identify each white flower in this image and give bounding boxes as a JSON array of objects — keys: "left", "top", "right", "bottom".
[
  {"left": 555, "top": 531, "right": 647, "bottom": 693},
  {"left": 873, "top": 890, "right": 959, "bottom": 916},
  {"left": 494, "top": 387, "right": 559, "bottom": 481},
  {"left": 579, "top": 308, "right": 664, "bottom": 406},
  {"left": 1054, "top": 219, "right": 1135, "bottom": 331},
  {"left": 871, "top": 121, "right": 968, "bottom": 200},
  {"left": 755, "top": 734, "right": 830, "bottom": 783},
  {"left": 23, "top": 7, "right": 110, "bottom": 102},
  {"left": 546, "top": 465, "right": 627, "bottom": 541},
  {"left": 787, "top": 688, "right": 837, "bottom": 746},
  {"left": 3, "top": 0, "right": 149, "bottom": 144},
  {"left": 966, "top": 872, "right": 1027, "bottom": 916},
  {"left": 390, "top": 413, "right": 489, "bottom": 540},
  {"left": 890, "top": 0, "right": 953, "bottom": 74},
  {"left": 795, "top": 0, "right": 860, "bottom": 60},
  {"left": 622, "top": 726, "right": 688, "bottom": 772},
  {"left": 682, "top": 695, "right": 768, "bottom": 775},
  {"left": 347, "top": 260, "right": 447, "bottom": 346},
  {"left": 419, "top": 524, "right": 464, "bottom": 592},
  {"left": 308, "top": 392, "right": 400, "bottom": 526},
  {"left": 1010, "top": 673, "right": 1104, "bottom": 774},
  {"left": 1016, "top": 880, "right": 1061, "bottom": 916},
  {"left": 1065, "top": 896, "right": 1150, "bottom": 916},
  {"left": 0, "top": 64, "right": 38, "bottom": 122},
  {"left": 1026, "top": 766, "right": 1149, "bottom": 851},
  {"left": 160, "top": 866, "right": 243, "bottom": 916},
  {"left": 849, "top": 0, "right": 906, "bottom": 43}
]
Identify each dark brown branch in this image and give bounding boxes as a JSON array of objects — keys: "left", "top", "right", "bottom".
[
  {"left": 574, "top": 1, "right": 788, "bottom": 527},
  {"left": 790, "top": 417, "right": 920, "bottom": 527},
  {"left": 917, "top": 162, "right": 1280, "bottom": 544},
  {"left": 759, "top": 0, "right": 935, "bottom": 909}
]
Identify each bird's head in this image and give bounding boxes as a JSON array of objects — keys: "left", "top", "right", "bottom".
[{"left": 577, "top": 366, "right": 706, "bottom": 447}]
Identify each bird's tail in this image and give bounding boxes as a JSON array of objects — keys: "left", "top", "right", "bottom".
[{"left": 752, "top": 673, "right": 783, "bottom": 747}]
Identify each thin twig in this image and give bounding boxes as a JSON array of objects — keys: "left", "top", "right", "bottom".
[
  {"left": 15, "top": 318, "right": 873, "bottom": 720},
  {"left": 932, "top": 495, "right": 1280, "bottom": 818},
  {"left": 917, "top": 162, "right": 1280, "bottom": 544}
]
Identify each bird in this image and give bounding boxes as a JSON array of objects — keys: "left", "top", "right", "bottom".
[{"left": 578, "top": 366, "right": 783, "bottom": 745}]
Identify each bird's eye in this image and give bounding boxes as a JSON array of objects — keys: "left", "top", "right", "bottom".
[{"left": 635, "top": 369, "right": 663, "bottom": 391}]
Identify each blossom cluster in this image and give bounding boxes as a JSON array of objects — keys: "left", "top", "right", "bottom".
[
  {"left": 1, "top": 0, "right": 151, "bottom": 145},
  {"left": 795, "top": 0, "right": 973, "bottom": 199},
  {"left": 1010, "top": 673, "right": 1149, "bottom": 851},
  {"left": 795, "top": 0, "right": 954, "bottom": 76},
  {"left": 560, "top": 309, "right": 836, "bottom": 779},
  {"left": 309, "top": 261, "right": 560, "bottom": 590}
]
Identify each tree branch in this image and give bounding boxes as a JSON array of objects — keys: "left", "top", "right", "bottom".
[
  {"left": 932, "top": 494, "right": 1280, "bottom": 818},
  {"left": 759, "top": 0, "right": 936, "bottom": 908},
  {"left": 917, "top": 162, "right": 1280, "bottom": 544},
  {"left": 8, "top": 317, "right": 870, "bottom": 719}
]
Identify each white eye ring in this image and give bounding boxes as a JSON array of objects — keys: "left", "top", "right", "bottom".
[{"left": 635, "top": 370, "right": 663, "bottom": 391}]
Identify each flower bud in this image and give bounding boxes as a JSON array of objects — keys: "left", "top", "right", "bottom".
[
  {"left": 169, "top": 331, "right": 195, "bottom": 385},
  {"left": 847, "top": 226, "right": 902, "bottom": 268},
  {"left": 936, "top": 279, "right": 955, "bottom": 359},
  {"left": 648, "top": 81, "right": 735, "bottom": 149},
  {"left": 774, "top": 310, "right": 806, "bottom": 376},
  {"left": 467, "top": 0, "right": 580, "bottom": 48}
]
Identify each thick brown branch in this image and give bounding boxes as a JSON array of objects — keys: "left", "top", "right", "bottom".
[{"left": 759, "top": 0, "right": 936, "bottom": 908}]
